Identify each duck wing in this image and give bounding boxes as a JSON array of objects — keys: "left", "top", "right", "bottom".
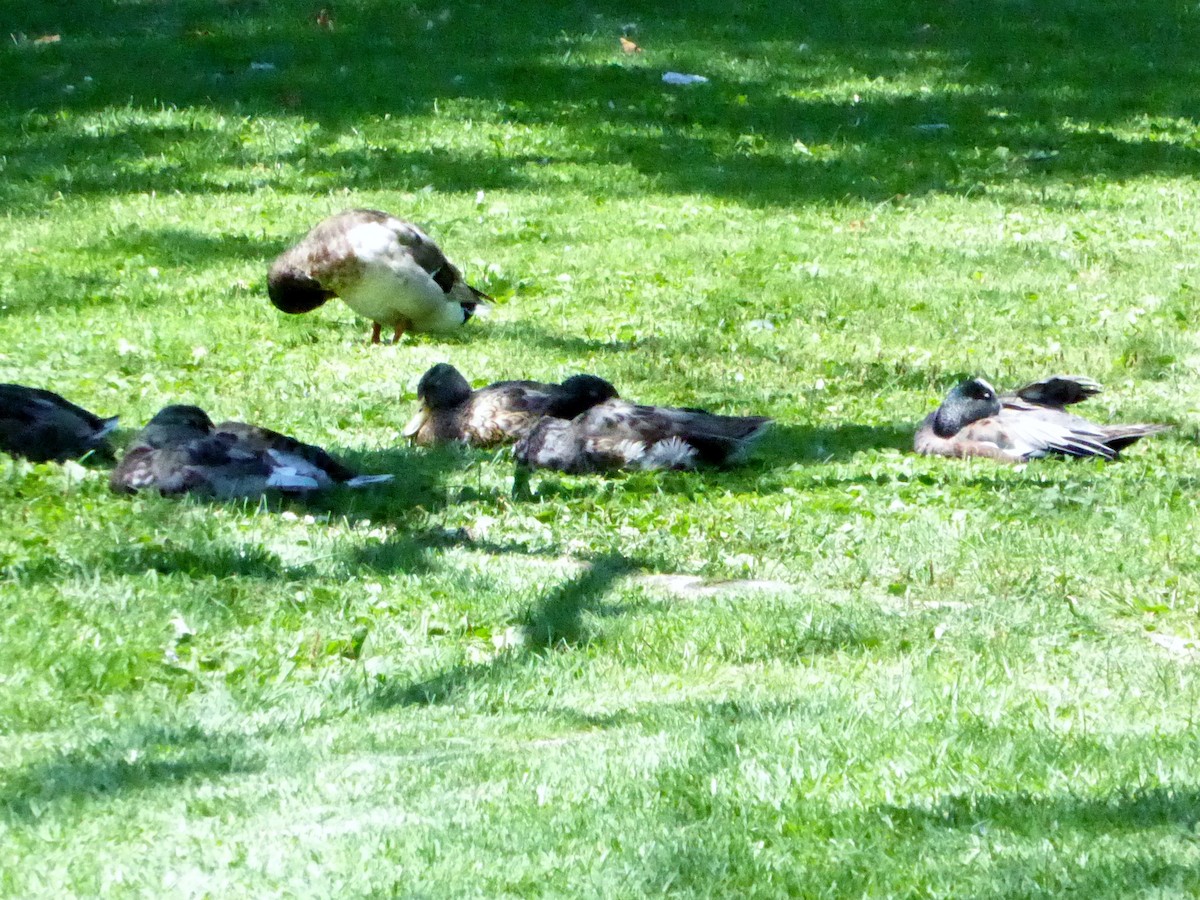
[
  {"left": 1005, "top": 375, "right": 1102, "bottom": 409},
  {"left": 576, "top": 401, "right": 771, "bottom": 470},
  {"left": 215, "top": 421, "right": 356, "bottom": 483},
  {"left": 463, "top": 381, "right": 558, "bottom": 445},
  {"left": 111, "top": 433, "right": 260, "bottom": 495},
  {"left": 513, "top": 417, "right": 589, "bottom": 473},
  {"left": 980, "top": 407, "right": 1121, "bottom": 460}
]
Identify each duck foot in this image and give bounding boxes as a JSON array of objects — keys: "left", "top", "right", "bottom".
[{"left": 370, "top": 322, "right": 383, "bottom": 344}]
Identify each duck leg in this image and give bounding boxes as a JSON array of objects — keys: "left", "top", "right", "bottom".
[
  {"left": 392, "top": 318, "right": 412, "bottom": 343},
  {"left": 370, "top": 322, "right": 383, "bottom": 344}
]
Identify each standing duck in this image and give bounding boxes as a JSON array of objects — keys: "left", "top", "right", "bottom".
[
  {"left": 514, "top": 399, "right": 772, "bottom": 473},
  {"left": 0, "top": 383, "right": 118, "bottom": 462},
  {"left": 111, "top": 405, "right": 392, "bottom": 497},
  {"left": 914, "top": 375, "right": 1169, "bottom": 462},
  {"left": 403, "top": 363, "right": 619, "bottom": 447},
  {"left": 267, "top": 209, "right": 490, "bottom": 344}
]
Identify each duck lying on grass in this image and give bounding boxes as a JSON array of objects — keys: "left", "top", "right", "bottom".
[
  {"left": 0, "top": 383, "right": 118, "bottom": 462},
  {"left": 915, "top": 375, "right": 1169, "bottom": 462},
  {"left": 404, "top": 363, "right": 619, "bottom": 447},
  {"left": 268, "top": 209, "right": 490, "bottom": 344},
  {"left": 111, "top": 405, "right": 392, "bottom": 498},
  {"left": 514, "top": 399, "right": 772, "bottom": 473}
]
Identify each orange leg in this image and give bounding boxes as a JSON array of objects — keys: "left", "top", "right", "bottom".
[
  {"left": 370, "top": 322, "right": 382, "bottom": 344},
  {"left": 391, "top": 318, "right": 412, "bottom": 343}
]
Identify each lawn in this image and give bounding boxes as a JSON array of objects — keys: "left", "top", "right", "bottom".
[{"left": 2, "top": 0, "right": 1200, "bottom": 896}]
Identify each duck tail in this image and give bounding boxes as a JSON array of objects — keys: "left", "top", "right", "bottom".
[
  {"left": 95, "top": 416, "right": 120, "bottom": 439},
  {"left": 685, "top": 416, "right": 773, "bottom": 465},
  {"left": 1102, "top": 423, "right": 1171, "bottom": 454},
  {"left": 459, "top": 284, "right": 493, "bottom": 322},
  {"left": 344, "top": 474, "right": 394, "bottom": 488}
]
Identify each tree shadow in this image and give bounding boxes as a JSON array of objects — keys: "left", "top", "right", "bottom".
[
  {"left": 488, "top": 321, "right": 670, "bottom": 358},
  {"left": 373, "top": 552, "right": 641, "bottom": 708},
  {"left": 82, "top": 226, "right": 282, "bottom": 269},
  {"left": 757, "top": 421, "right": 913, "bottom": 463},
  {"left": 102, "top": 538, "right": 309, "bottom": 581},
  {"left": 0, "top": 723, "right": 259, "bottom": 820},
  {"left": 4, "top": 0, "right": 1200, "bottom": 208},
  {"left": 880, "top": 786, "right": 1200, "bottom": 837}
]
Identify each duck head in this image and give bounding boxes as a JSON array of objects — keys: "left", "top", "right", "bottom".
[
  {"left": 417, "top": 364, "right": 472, "bottom": 409},
  {"left": 139, "top": 404, "right": 216, "bottom": 447},
  {"left": 267, "top": 269, "right": 336, "bottom": 314},
  {"left": 932, "top": 378, "right": 1002, "bottom": 437},
  {"left": 403, "top": 363, "right": 471, "bottom": 437},
  {"left": 553, "top": 374, "right": 619, "bottom": 419}
]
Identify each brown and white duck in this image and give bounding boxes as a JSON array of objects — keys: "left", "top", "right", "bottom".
[
  {"left": 514, "top": 399, "right": 772, "bottom": 473},
  {"left": 268, "top": 209, "right": 490, "bottom": 344},
  {"left": 403, "top": 363, "right": 619, "bottom": 447}
]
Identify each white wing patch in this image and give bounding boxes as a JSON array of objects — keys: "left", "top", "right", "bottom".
[{"left": 641, "top": 437, "right": 699, "bottom": 470}]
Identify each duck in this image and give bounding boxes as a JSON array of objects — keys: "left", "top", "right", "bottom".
[
  {"left": 111, "top": 404, "right": 393, "bottom": 497},
  {"left": 403, "top": 363, "right": 619, "bottom": 447},
  {"left": 514, "top": 399, "right": 772, "bottom": 473},
  {"left": 914, "top": 375, "right": 1169, "bottom": 462},
  {"left": 267, "top": 209, "right": 490, "bottom": 344},
  {"left": 0, "top": 383, "right": 118, "bottom": 462}
]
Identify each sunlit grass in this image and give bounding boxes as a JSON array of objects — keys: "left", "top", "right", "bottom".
[{"left": 2, "top": 0, "right": 1200, "bottom": 896}]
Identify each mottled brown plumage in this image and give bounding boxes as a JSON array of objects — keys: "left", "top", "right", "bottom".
[
  {"left": 268, "top": 209, "right": 489, "bottom": 343},
  {"left": 404, "top": 363, "right": 618, "bottom": 447},
  {"left": 514, "top": 399, "right": 771, "bottom": 473}
]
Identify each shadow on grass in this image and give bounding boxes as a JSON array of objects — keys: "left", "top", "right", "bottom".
[
  {"left": 882, "top": 786, "right": 1200, "bottom": 836},
  {"left": 374, "top": 552, "right": 640, "bottom": 708},
  {"left": 3, "top": 0, "right": 1200, "bottom": 207},
  {"left": 82, "top": 226, "right": 284, "bottom": 269},
  {"left": 488, "top": 321, "right": 671, "bottom": 358},
  {"left": 103, "top": 538, "right": 313, "bottom": 581},
  {"left": 509, "top": 421, "right": 914, "bottom": 503},
  {"left": 757, "top": 421, "right": 913, "bottom": 463},
  {"left": 0, "top": 724, "right": 259, "bottom": 820}
]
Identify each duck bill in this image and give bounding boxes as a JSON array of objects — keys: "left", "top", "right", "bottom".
[{"left": 401, "top": 406, "right": 430, "bottom": 439}]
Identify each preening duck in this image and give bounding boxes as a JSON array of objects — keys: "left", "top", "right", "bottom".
[
  {"left": 404, "top": 363, "right": 619, "bottom": 447},
  {"left": 914, "top": 375, "right": 1169, "bottom": 462},
  {"left": 268, "top": 209, "right": 490, "bottom": 344}
]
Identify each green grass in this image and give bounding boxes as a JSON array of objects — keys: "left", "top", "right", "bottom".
[{"left": 3, "top": 0, "right": 1200, "bottom": 895}]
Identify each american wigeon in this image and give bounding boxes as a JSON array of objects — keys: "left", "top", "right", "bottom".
[{"left": 915, "top": 375, "right": 1168, "bottom": 461}]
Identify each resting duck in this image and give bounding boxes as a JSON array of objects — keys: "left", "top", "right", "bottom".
[
  {"left": 514, "top": 399, "right": 772, "bottom": 473},
  {"left": 111, "top": 405, "right": 392, "bottom": 497},
  {"left": 403, "top": 363, "right": 619, "bottom": 447},
  {"left": 267, "top": 209, "right": 490, "bottom": 344},
  {"left": 0, "top": 383, "right": 118, "bottom": 462},
  {"left": 915, "top": 375, "right": 1169, "bottom": 461}
]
